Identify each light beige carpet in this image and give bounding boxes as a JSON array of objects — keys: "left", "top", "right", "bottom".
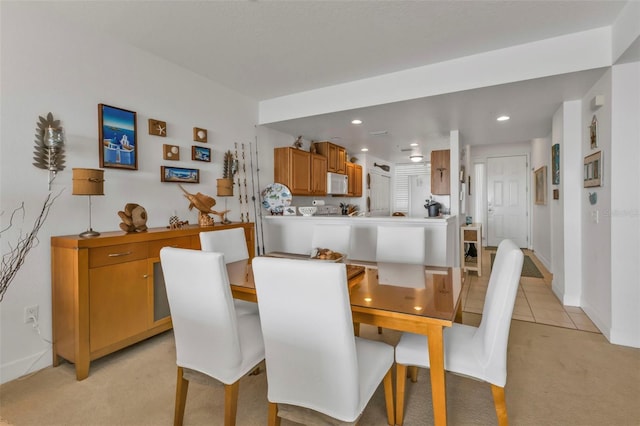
[{"left": 1, "top": 316, "right": 639, "bottom": 425}]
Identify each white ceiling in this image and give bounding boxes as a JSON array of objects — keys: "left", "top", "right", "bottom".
[{"left": 40, "top": 0, "right": 630, "bottom": 162}]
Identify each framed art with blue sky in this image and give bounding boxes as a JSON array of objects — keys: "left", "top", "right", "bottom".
[{"left": 99, "top": 104, "right": 137, "bottom": 170}]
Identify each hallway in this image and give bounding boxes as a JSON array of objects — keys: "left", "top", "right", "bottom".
[{"left": 461, "top": 247, "right": 600, "bottom": 332}]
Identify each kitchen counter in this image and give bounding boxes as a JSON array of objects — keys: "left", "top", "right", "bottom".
[{"left": 262, "top": 215, "right": 458, "bottom": 266}]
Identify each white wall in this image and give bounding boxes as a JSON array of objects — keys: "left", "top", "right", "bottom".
[
  {"left": 0, "top": 3, "right": 270, "bottom": 383},
  {"left": 609, "top": 61, "right": 640, "bottom": 347},
  {"left": 550, "top": 107, "right": 566, "bottom": 301},
  {"left": 559, "top": 101, "right": 583, "bottom": 307},
  {"left": 531, "top": 137, "right": 552, "bottom": 270},
  {"left": 580, "top": 71, "right": 613, "bottom": 337}
]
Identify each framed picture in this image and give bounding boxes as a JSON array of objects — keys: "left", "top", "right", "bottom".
[
  {"left": 283, "top": 206, "right": 297, "bottom": 216},
  {"left": 192, "top": 145, "right": 211, "bottom": 162},
  {"left": 193, "top": 127, "right": 207, "bottom": 142},
  {"left": 148, "top": 118, "right": 166, "bottom": 137},
  {"left": 584, "top": 151, "right": 602, "bottom": 188},
  {"left": 161, "top": 166, "right": 200, "bottom": 183},
  {"left": 534, "top": 166, "right": 546, "bottom": 205},
  {"left": 551, "top": 143, "right": 560, "bottom": 185},
  {"left": 99, "top": 104, "right": 137, "bottom": 170},
  {"left": 590, "top": 115, "right": 598, "bottom": 149},
  {"left": 163, "top": 144, "right": 180, "bottom": 161}
]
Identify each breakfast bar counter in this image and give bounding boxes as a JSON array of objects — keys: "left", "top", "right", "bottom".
[{"left": 262, "top": 215, "right": 457, "bottom": 266}]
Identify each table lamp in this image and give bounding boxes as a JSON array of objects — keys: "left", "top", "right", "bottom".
[{"left": 72, "top": 168, "right": 105, "bottom": 237}]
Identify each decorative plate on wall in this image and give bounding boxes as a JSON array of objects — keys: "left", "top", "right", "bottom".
[{"left": 261, "top": 183, "right": 292, "bottom": 215}]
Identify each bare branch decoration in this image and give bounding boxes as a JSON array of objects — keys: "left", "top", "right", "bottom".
[{"left": 0, "top": 191, "right": 62, "bottom": 302}]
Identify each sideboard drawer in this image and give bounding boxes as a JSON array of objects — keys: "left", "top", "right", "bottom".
[
  {"left": 89, "top": 243, "right": 149, "bottom": 268},
  {"left": 149, "top": 237, "right": 193, "bottom": 258}
]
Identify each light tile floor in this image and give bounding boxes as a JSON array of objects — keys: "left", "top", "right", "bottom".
[{"left": 461, "top": 247, "right": 600, "bottom": 333}]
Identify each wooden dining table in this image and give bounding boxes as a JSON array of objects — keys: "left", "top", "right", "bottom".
[{"left": 226, "top": 254, "right": 463, "bottom": 426}]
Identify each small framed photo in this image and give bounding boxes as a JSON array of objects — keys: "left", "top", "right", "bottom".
[
  {"left": 193, "top": 127, "right": 207, "bottom": 142},
  {"left": 161, "top": 166, "right": 200, "bottom": 183},
  {"left": 589, "top": 115, "right": 598, "bottom": 149},
  {"left": 99, "top": 104, "right": 137, "bottom": 170},
  {"left": 534, "top": 166, "right": 547, "bottom": 205},
  {"left": 149, "top": 118, "right": 166, "bottom": 137},
  {"left": 551, "top": 143, "right": 560, "bottom": 185},
  {"left": 584, "top": 151, "right": 603, "bottom": 188},
  {"left": 192, "top": 145, "right": 211, "bottom": 162},
  {"left": 283, "top": 206, "right": 297, "bottom": 216},
  {"left": 163, "top": 144, "right": 180, "bottom": 161}
]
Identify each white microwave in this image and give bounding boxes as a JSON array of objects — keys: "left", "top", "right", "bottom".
[{"left": 327, "top": 172, "right": 348, "bottom": 195}]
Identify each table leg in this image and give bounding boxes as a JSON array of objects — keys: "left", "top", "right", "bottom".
[{"left": 427, "top": 324, "right": 447, "bottom": 426}]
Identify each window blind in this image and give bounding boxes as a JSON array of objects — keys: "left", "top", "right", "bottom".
[{"left": 393, "top": 162, "right": 430, "bottom": 213}]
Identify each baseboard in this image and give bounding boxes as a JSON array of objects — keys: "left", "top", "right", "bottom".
[
  {"left": 533, "top": 251, "right": 551, "bottom": 273},
  {"left": 581, "top": 303, "right": 610, "bottom": 341},
  {"left": 0, "top": 348, "right": 51, "bottom": 385},
  {"left": 609, "top": 327, "right": 640, "bottom": 348}
]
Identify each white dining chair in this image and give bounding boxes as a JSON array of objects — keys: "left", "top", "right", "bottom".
[
  {"left": 394, "top": 239, "right": 524, "bottom": 426},
  {"left": 310, "top": 224, "right": 352, "bottom": 259},
  {"left": 200, "top": 228, "right": 249, "bottom": 263},
  {"left": 376, "top": 226, "right": 426, "bottom": 264},
  {"left": 251, "top": 257, "right": 395, "bottom": 426},
  {"left": 200, "top": 228, "right": 258, "bottom": 316},
  {"left": 375, "top": 225, "right": 426, "bottom": 333},
  {"left": 159, "top": 247, "right": 265, "bottom": 426}
]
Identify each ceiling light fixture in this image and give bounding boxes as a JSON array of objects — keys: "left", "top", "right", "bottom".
[
  {"left": 410, "top": 154, "right": 424, "bottom": 162},
  {"left": 410, "top": 143, "right": 418, "bottom": 147},
  {"left": 497, "top": 115, "right": 510, "bottom": 121},
  {"left": 351, "top": 119, "right": 362, "bottom": 125},
  {"left": 360, "top": 148, "right": 369, "bottom": 152}
]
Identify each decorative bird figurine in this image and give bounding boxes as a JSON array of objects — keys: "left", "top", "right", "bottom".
[
  {"left": 178, "top": 184, "right": 229, "bottom": 225},
  {"left": 293, "top": 136, "right": 303, "bottom": 149}
]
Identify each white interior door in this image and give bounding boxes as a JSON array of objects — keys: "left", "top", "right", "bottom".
[{"left": 487, "top": 155, "right": 528, "bottom": 248}]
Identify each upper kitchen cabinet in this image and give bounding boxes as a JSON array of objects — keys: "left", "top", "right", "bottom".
[
  {"left": 431, "top": 149, "right": 450, "bottom": 195},
  {"left": 274, "top": 147, "right": 327, "bottom": 196},
  {"left": 346, "top": 162, "right": 363, "bottom": 197},
  {"left": 315, "top": 141, "right": 346, "bottom": 174}
]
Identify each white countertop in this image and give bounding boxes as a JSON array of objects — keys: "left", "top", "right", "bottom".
[
  {"left": 262, "top": 214, "right": 457, "bottom": 266},
  {"left": 264, "top": 214, "right": 455, "bottom": 224}
]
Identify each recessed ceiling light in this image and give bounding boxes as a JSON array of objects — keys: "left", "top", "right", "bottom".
[
  {"left": 410, "top": 143, "right": 418, "bottom": 147},
  {"left": 360, "top": 148, "right": 369, "bottom": 152},
  {"left": 497, "top": 115, "right": 510, "bottom": 121},
  {"left": 351, "top": 119, "right": 363, "bottom": 125}
]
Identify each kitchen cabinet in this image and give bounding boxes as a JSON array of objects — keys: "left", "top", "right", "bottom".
[
  {"left": 51, "top": 223, "right": 254, "bottom": 380},
  {"left": 315, "top": 141, "right": 346, "bottom": 174},
  {"left": 345, "top": 162, "right": 363, "bottom": 197},
  {"left": 460, "top": 223, "right": 482, "bottom": 276},
  {"left": 431, "top": 149, "right": 450, "bottom": 195},
  {"left": 274, "top": 147, "right": 327, "bottom": 195},
  {"left": 353, "top": 164, "right": 362, "bottom": 197}
]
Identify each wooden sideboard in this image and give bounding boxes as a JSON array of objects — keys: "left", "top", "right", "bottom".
[{"left": 51, "top": 223, "right": 254, "bottom": 380}]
